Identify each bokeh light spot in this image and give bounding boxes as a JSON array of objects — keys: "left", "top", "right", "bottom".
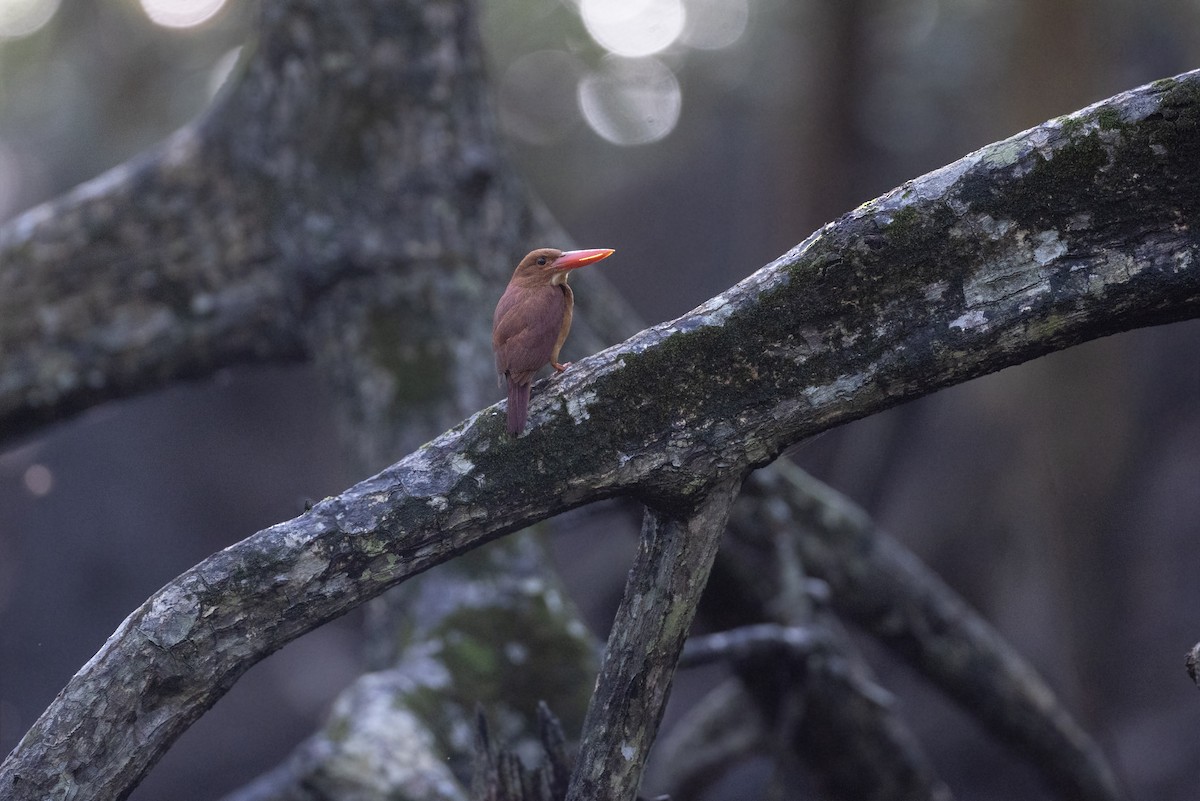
[
  {"left": 140, "top": 0, "right": 227, "bottom": 29},
  {"left": 498, "top": 50, "right": 585, "bottom": 146},
  {"left": 680, "top": 0, "right": 749, "bottom": 50},
  {"left": 577, "top": 56, "right": 681, "bottom": 146},
  {"left": 581, "top": 0, "right": 685, "bottom": 58},
  {"left": 0, "top": 0, "right": 60, "bottom": 40},
  {"left": 22, "top": 463, "right": 52, "bottom": 497}
]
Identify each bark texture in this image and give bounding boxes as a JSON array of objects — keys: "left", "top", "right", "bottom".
[
  {"left": 4, "top": 65, "right": 1199, "bottom": 795},
  {"left": 3, "top": 1, "right": 1199, "bottom": 798},
  {"left": 566, "top": 482, "right": 739, "bottom": 801},
  {"left": 2, "top": 3, "right": 612, "bottom": 798}
]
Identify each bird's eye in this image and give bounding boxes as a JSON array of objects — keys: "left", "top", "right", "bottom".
[{"left": 536, "top": 257, "right": 548, "bottom": 266}]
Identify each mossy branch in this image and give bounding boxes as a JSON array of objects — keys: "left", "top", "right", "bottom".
[
  {"left": 3, "top": 63, "right": 1199, "bottom": 801},
  {"left": 0, "top": 0, "right": 535, "bottom": 448}
]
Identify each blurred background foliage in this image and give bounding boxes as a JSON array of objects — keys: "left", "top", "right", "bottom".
[{"left": 1, "top": 1, "right": 1198, "bottom": 799}]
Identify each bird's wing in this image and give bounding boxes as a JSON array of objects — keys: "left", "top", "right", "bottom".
[{"left": 492, "top": 286, "right": 566, "bottom": 382}]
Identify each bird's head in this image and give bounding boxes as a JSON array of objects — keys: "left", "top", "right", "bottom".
[{"left": 511, "top": 247, "right": 615, "bottom": 288}]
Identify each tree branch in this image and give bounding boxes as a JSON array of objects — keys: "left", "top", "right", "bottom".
[
  {"left": 566, "top": 481, "right": 740, "bottom": 801},
  {"left": 735, "top": 459, "right": 1125, "bottom": 800},
  {"left": 714, "top": 492, "right": 953, "bottom": 801},
  {"left": 0, "top": 125, "right": 306, "bottom": 442},
  {"left": 218, "top": 670, "right": 468, "bottom": 801},
  {"left": 677, "top": 623, "right": 830, "bottom": 669},
  {"left": 4, "top": 69, "right": 1200, "bottom": 800},
  {"left": 648, "top": 679, "right": 766, "bottom": 797},
  {"left": 0, "top": 0, "right": 552, "bottom": 447}
]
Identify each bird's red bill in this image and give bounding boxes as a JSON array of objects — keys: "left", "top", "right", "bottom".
[{"left": 553, "top": 248, "right": 615, "bottom": 271}]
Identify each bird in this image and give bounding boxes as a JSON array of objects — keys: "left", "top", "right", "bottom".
[{"left": 492, "top": 247, "right": 615, "bottom": 436}]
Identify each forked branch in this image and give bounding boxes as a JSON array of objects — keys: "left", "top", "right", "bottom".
[{"left": 4, "top": 69, "right": 1200, "bottom": 800}]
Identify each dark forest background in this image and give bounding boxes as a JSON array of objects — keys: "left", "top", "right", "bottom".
[{"left": 0, "top": 1, "right": 1197, "bottom": 799}]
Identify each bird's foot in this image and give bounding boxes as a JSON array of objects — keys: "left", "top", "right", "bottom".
[{"left": 552, "top": 361, "right": 571, "bottom": 372}]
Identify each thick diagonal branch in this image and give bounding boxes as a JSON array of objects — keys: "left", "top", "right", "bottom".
[{"left": 3, "top": 70, "right": 1199, "bottom": 801}]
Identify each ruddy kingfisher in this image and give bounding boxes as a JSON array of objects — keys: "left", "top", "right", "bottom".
[{"left": 491, "top": 247, "right": 615, "bottom": 436}]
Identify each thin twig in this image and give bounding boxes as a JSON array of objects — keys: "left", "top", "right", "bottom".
[{"left": 678, "top": 623, "right": 830, "bottom": 669}]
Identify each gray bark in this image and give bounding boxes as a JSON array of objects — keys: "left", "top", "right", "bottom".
[
  {"left": 3, "top": 1, "right": 1198, "bottom": 798},
  {"left": 566, "top": 481, "right": 739, "bottom": 801}
]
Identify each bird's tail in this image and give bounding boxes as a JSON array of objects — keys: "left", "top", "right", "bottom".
[{"left": 506, "top": 379, "right": 531, "bottom": 436}]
